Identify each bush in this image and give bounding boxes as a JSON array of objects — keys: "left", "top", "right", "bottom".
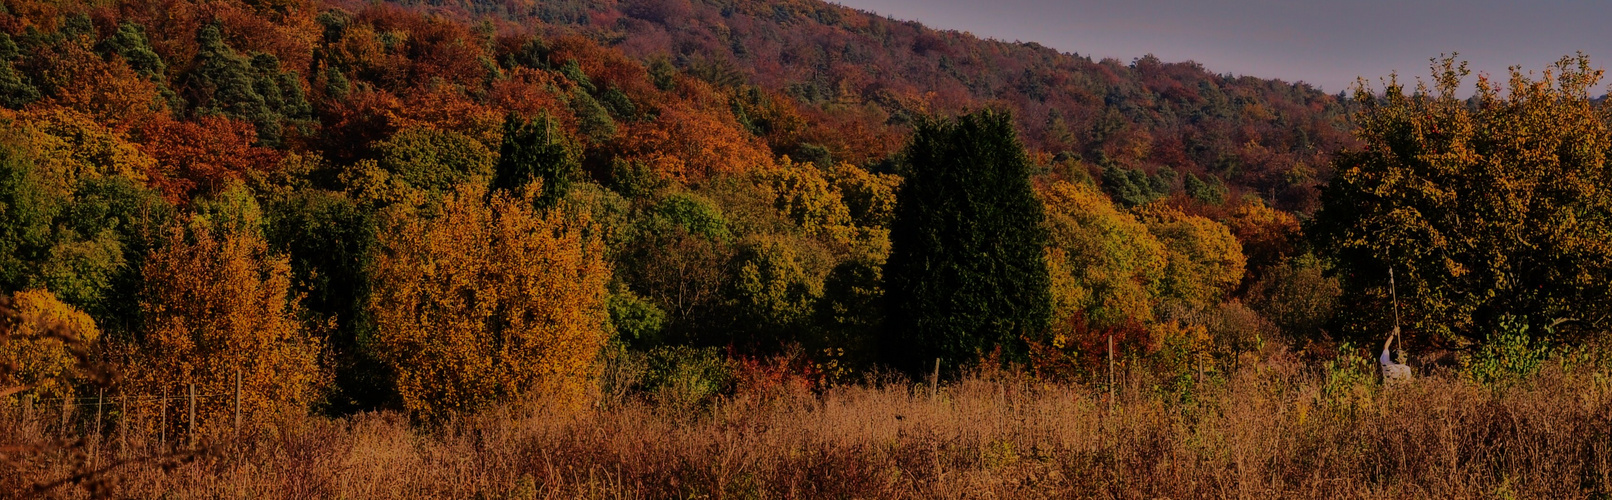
[
  {"left": 608, "top": 290, "right": 666, "bottom": 349},
  {"left": 1248, "top": 254, "right": 1339, "bottom": 342},
  {"left": 642, "top": 345, "right": 734, "bottom": 411},
  {"left": 1463, "top": 316, "right": 1556, "bottom": 386}
]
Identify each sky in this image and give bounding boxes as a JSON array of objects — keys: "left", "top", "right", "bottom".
[{"left": 829, "top": 0, "right": 1612, "bottom": 95}]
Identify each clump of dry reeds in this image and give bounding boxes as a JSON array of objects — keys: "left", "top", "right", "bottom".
[{"left": 4, "top": 348, "right": 1610, "bottom": 498}]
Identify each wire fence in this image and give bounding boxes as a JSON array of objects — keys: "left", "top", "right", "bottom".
[{"left": 5, "top": 370, "right": 250, "bottom": 455}]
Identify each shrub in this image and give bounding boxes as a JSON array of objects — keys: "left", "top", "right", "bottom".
[
  {"left": 1248, "top": 254, "right": 1340, "bottom": 342},
  {"left": 642, "top": 345, "right": 734, "bottom": 411},
  {"left": 1462, "top": 316, "right": 1557, "bottom": 386}
]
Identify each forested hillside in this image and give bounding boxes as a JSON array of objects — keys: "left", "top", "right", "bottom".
[
  {"left": 378, "top": 0, "right": 1359, "bottom": 210},
  {"left": 8, "top": 0, "right": 1612, "bottom": 496},
  {"left": 0, "top": 0, "right": 1363, "bottom": 417}
]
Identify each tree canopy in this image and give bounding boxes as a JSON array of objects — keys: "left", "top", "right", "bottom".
[{"left": 1312, "top": 55, "right": 1612, "bottom": 346}]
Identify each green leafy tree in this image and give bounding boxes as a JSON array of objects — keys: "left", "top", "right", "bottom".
[
  {"left": 1311, "top": 55, "right": 1612, "bottom": 344},
  {"left": 1248, "top": 253, "right": 1340, "bottom": 341},
  {"left": 814, "top": 258, "right": 885, "bottom": 369},
  {"left": 0, "top": 33, "right": 17, "bottom": 61},
  {"left": 723, "top": 234, "right": 827, "bottom": 348},
  {"left": 374, "top": 127, "right": 495, "bottom": 195},
  {"left": 608, "top": 289, "right": 666, "bottom": 349},
  {"left": 616, "top": 192, "right": 734, "bottom": 342},
  {"left": 0, "top": 34, "right": 38, "bottom": 109},
  {"left": 599, "top": 86, "right": 637, "bottom": 119},
  {"left": 0, "top": 112, "right": 171, "bottom": 334},
  {"left": 1100, "top": 163, "right": 1166, "bottom": 207},
  {"left": 883, "top": 110, "right": 1051, "bottom": 373},
  {"left": 1184, "top": 172, "right": 1227, "bottom": 204},
  {"left": 265, "top": 188, "right": 380, "bottom": 411},
  {"left": 648, "top": 56, "right": 677, "bottom": 91}
]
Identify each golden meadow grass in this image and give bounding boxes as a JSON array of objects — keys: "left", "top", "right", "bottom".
[{"left": 5, "top": 349, "right": 1610, "bottom": 498}]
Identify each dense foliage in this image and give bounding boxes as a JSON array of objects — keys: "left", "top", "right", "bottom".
[
  {"left": 0, "top": 0, "right": 1601, "bottom": 426},
  {"left": 1312, "top": 55, "right": 1612, "bottom": 347},
  {"left": 368, "top": 185, "right": 609, "bottom": 419}
]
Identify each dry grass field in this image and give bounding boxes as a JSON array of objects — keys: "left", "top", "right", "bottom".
[{"left": 4, "top": 348, "right": 1610, "bottom": 499}]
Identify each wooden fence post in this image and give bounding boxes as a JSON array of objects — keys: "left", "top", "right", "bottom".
[
  {"left": 160, "top": 386, "right": 167, "bottom": 450},
  {"left": 119, "top": 392, "right": 128, "bottom": 458},
  {"left": 187, "top": 383, "right": 195, "bottom": 448},
  {"left": 92, "top": 388, "right": 103, "bottom": 467},
  {"left": 60, "top": 394, "right": 70, "bottom": 437},
  {"left": 930, "top": 358, "right": 940, "bottom": 399},
  {"left": 95, "top": 388, "right": 104, "bottom": 437},
  {"left": 1107, "top": 333, "right": 1115, "bottom": 411}
]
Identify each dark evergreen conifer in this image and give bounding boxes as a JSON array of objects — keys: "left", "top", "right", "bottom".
[
  {"left": 97, "top": 22, "right": 166, "bottom": 78},
  {"left": 491, "top": 113, "right": 580, "bottom": 208},
  {"left": 882, "top": 110, "right": 1051, "bottom": 374},
  {"left": 0, "top": 33, "right": 38, "bottom": 109},
  {"left": 183, "top": 24, "right": 310, "bottom": 146}
]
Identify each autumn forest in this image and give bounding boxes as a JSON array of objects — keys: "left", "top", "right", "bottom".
[{"left": 2, "top": 0, "right": 1610, "bottom": 497}]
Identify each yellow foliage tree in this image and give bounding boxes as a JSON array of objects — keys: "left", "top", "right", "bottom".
[
  {"left": 1135, "top": 202, "right": 1247, "bottom": 307},
  {"left": 3, "top": 108, "right": 155, "bottom": 189},
  {"left": 828, "top": 163, "right": 901, "bottom": 229},
  {"left": 0, "top": 290, "right": 99, "bottom": 401},
  {"left": 1313, "top": 55, "right": 1612, "bottom": 342},
  {"left": 1040, "top": 181, "right": 1168, "bottom": 327},
  {"left": 757, "top": 157, "right": 853, "bottom": 238},
  {"left": 1221, "top": 196, "right": 1301, "bottom": 276},
  {"left": 367, "top": 184, "right": 610, "bottom": 421},
  {"left": 133, "top": 218, "right": 323, "bottom": 430},
  {"left": 754, "top": 158, "right": 893, "bottom": 260}
]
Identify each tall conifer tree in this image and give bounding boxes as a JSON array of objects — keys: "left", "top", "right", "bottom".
[{"left": 883, "top": 110, "right": 1051, "bottom": 374}]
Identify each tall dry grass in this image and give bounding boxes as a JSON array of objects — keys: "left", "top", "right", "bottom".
[{"left": 4, "top": 351, "right": 1611, "bottom": 498}]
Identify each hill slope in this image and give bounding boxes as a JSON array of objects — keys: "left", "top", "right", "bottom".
[{"left": 417, "top": 0, "right": 1358, "bottom": 209}]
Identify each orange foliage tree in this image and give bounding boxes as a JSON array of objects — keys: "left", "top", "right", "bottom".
[
  {"left": 132, "top": 211, "right": 324, "bottom": 431},
  {"left": 1220, "top": 196, "right": 1301, "bottom": 278},
  {"left": 614, "top": 99, "right": 773, "bottom": 183},
  {"left": 367, "top": 184, "right": 610, "bottom": 421},
  {"left": 26, "top": 33, "right": 167, "bottom": 131},
  {"left": 139, "top": 116, "right": 280, "bottom": 202}
]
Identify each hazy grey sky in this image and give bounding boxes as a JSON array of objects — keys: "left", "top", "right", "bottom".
[{"left": 830, "top": 0, "right": 1611, "bottom": 95}]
